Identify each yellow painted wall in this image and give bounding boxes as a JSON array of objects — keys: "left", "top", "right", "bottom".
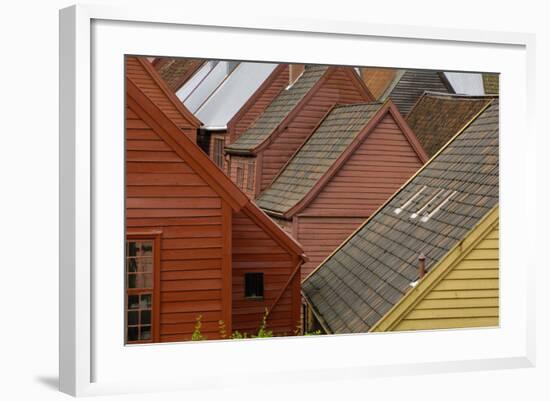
[{"left": 371, "top": 206, "right": 499, "bottom": 332}]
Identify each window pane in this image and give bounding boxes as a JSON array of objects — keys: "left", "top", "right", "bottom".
[
  {"left": 140, "top": 241, "right": 153, "bottom": 256},
  {"left": 127, "top": 326, "right": 139, "bottom": 342},
  {"left": 140, "top": 294, "right": 152, "bottom": 308},
  {"left": 136, "top": 257, "right": 152, "bottom": 273},
  {"left": 128, "top": 295, "right": 139, "bottom": 309},
  {"left": 127, "top": 258, "right": 138, "bottom": 273},
  {"left": 141, "top": 310, "right": 151, "bottom": 325},
  {"left": 127, "top": 273, "right": 137, "bottom": 288},
  {"left": 127, "top": 311, "right": 139, "bottom": 325},
  {"left": 143, "top": 273, "right": 153, "bottom": 288},
  {"left": 140, "top": 326, "right": 151, "bottom": 340},
  {"left": 127, "top": 241, "right": 138, "bottom": 257},
  {"left": 245, "top": 273, "right": 264, "bottom": 298}
]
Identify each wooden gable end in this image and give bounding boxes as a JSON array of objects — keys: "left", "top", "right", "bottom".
[
  {"left": 258, "top": 67, "right": 374, "bottom": 193},
  {"left": 303, "top": 111, "right": 426, "bottom": 216},
  {"left": 126, "top": 56, "right": 201, "bottom": 142},
  {"left": 231, "top": 208, "right": 301, "bottom": 336},
  {"left": 126, "top": 63, "right": 305, "bottom": 341}
]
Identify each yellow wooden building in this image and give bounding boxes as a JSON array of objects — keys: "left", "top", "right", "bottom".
[{"left": 370, "top": 206, "right": 499, "bottom": 332}]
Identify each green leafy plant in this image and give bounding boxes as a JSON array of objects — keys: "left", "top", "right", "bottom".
[
  {"left": 191, "top": 315, "right": 207, "bottom": 341},
  {"left": 218, "top": 320, "right": 227, "bottom": 339},
  {"left": 252, "top": 308, "right": 273, "bottom": 338},
  {"left": 304, "top": 330, "right": 322, "bottom": 336},
  {"left": 230, "top": 330, "right": 248, "bottom": 339}
]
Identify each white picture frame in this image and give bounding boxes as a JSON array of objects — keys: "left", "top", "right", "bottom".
[{"left": 59, "top": 3, "right": 536, "bottom": 397}]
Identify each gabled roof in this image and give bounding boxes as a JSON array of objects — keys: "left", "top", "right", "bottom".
[
  {"left": 406, "top": 92, "right": 494, "bottom": 157},
  {"left": 225, "top": 65, "right": 329, "bottom": 153},
  {"left": 378, "top": 70, "right": 455, "bottom": 115},
  {"left": 302, "top": 98, "right": 498, "bottom": 334},
  {"left": 194, "top": 62, "right": 278, "bottom": 130},
  {"left": 369, "top": 205, "right": 499, "bottom": 332},
  {"left": 125, "top": 56, "right": 305, "bottom": 260},
  {"left": 152, "top": 57, "right": 205, "bottom": 92},
  {"left": 256, "top": 100, "right": 428, "bottom": 218}
]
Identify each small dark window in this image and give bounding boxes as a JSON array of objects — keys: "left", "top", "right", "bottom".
[{"left": 244, "top": 273, "right": 264, "bottom": 299}]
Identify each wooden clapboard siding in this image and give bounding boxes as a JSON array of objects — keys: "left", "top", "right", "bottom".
[
  {"left": 296, "top": 216, "right": 366, "bottom": 280},
  {"left": 126, "top": 56, "right": 305, "bottom": 344},
  {"left": 305, "top": 113, "right": 425, "bottom": 216},
  {"left": 371, "top": 207, "right": 499, "bottom": 332},
  {"left": 259, "top": 68, "right": 372, "bottom": 192},
  {"left": 126, "top": 106, "right": 227, "bottom": 342},
  {"left": 228, "top": 65, "right": 290, "bottom": 144},
  {"left": 231, "top": 209, "right": 301, "bottom": 335}
]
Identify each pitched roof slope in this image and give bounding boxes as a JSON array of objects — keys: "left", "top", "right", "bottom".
[
  {"left": 360, "top": 68, "right": 397, "bottom": 99},
  {"left": 406, "top": 92, "right": 494, "bottom": 157},
  {"left": 153, "top": 57, "right": 205, "bottom": 91},
  {"left": 125, "top": 56, "right": 305, "bottom": 259},
  {"left": 225, "top": 65, "right": 328, "bottom": 152},
  {"left": 380, "top": 70, "right": 454, "bottom": 115},
  {"left": 302, "top": 99, "right": 498, "bottom": 334},
  {"left": 256, "top": 103, "right": 385, "bottom": 214}
]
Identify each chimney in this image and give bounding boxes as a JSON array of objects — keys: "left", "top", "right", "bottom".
[
  {"left": 289, "top": 64, "right": 305, "bottom": 86},
  {"left": 418, "top": 253, "right": 426, "bottom": 279}
]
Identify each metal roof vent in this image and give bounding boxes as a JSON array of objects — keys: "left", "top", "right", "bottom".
[
  {"left": 410, "top": 188, "right": 445, "bottom": 219},
  {"left": 394, "top": 186, "right": 426, "bottom": 215},
  {"left": 420, "top": 190, "right": 457, "bottom": 223}
]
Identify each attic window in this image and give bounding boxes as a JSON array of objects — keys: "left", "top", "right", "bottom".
[
  {"left": 244, "top": 273, "right": 264, "bottom": 299},
  {"left": 420, "top": 190, "right": 457, "bottom": 223}
]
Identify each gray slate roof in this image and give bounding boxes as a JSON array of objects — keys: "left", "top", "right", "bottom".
[
  {"left": 226, "top": 65, "right": 328, "bottom": 153},
  {"left": 382, "top": 70, "right": 454, "bottom": 115},
  {"left": 256, "top": 103, "right": 384, "bottom": 215},
  {"left": 302, "top": 99, "right": 499, "bottom": 334}
]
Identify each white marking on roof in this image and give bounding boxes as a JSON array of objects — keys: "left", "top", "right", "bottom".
[{"left": 394, "top": 186, "right": 427, "bottom": 215}]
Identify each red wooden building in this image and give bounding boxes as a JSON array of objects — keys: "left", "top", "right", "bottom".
[
  {"left": 256, "top": 100, "right": 428, "bottom": 280},
  {"left": 225, "top": 65, "right": 375, "bottom": 198},
  {"left": 125, "top": 56, "right": 306, "bottom": 343}
]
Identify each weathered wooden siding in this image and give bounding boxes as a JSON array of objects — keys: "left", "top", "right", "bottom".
[
  {"left": 259, "top": 68, "right": 372, "bottom": 192},
  {"left": 229, "top": 65, "right": 290, "bottom": 145},
  {"left": 305, "top": 114, "right": 425, "bottom": 215},
  {"left": 296, "top": 216, "right": 366, "bottom": 280},
  {"left": 126, "top": 106, "right": 227, "bottom": 342},
  {"left": 228, "top": 155, "right": 256, "bottom": 198},
  {"left": 232, "top": 210, "right": 301, "bottom": 335},
  {"left": 126, "top": 57, "right": 197, "bottom": 142},
  {"left": 393, "top": 224, "right": 499, "bottom": 331}
]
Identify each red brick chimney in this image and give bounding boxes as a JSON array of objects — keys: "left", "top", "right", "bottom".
[{"left": 289, "top": 64, "right": 305, "bottom": 86}]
